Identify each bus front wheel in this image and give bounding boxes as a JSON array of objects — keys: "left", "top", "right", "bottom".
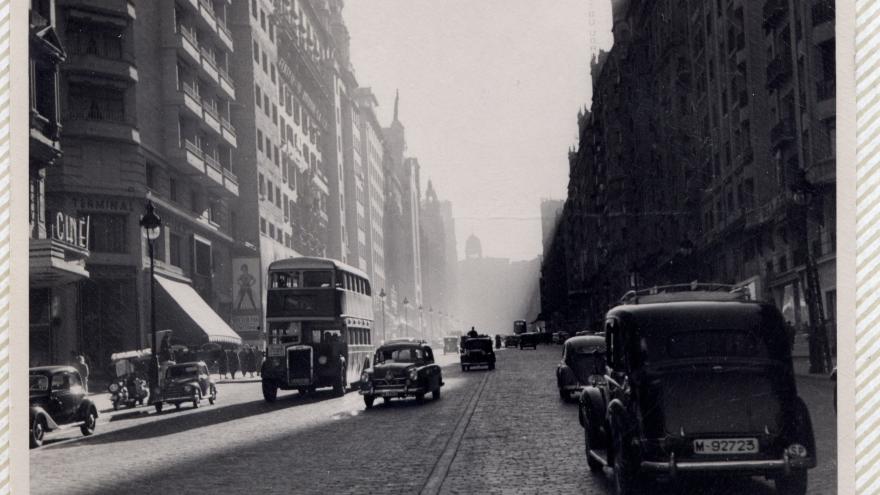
[{"left": 262, "top": 380, "right": 278, "bottom": 403}]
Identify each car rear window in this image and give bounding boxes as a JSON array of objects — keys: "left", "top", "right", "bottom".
[
  {"left": 462, "top": 339, "right": 491, "bottom": 351},
  {"left": 30, "top": 375, "right": 48, "bottom": 392},
  {"left": 375, "top": 347, "right": 422, "bottom": 363},
  {"left": 663, "top": 330, "right": 769, "bottom": 360}
]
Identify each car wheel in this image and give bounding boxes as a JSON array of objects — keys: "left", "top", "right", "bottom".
[
  {"left": 775, "top": 469, "right": 808, "bottom": 495},
  {"left": 488, "top": 363, "right": 495, "bottom": 371},
  {"left": 262, "top": 380, "right": 278, "bottom": 403},
  {"left": 612, "top": 432, "right": 642, "bottom": 495},
  {"left": 154, "top": 402, "right": 163, "bottom": 413},
  {"left": 209, "top": 386, "right": 217, "bottom": 405},
  {"left": 112, "top": 400, "right": 119, "bottom": 411},
  {"left": 174, "top": 402, "right": 181, "bottom": 410},
  {"left": 432, "top": 387, "right": 441, "bottom": 401},
  {"left": 297, "top": 387, "right": 308, "bottom": 396},
  {"left": 364, "top": 395, "right": 375, "bottom": 409},
  {"left": 460, "top": 365, "right": 466, "bottom": 372},
  {"left": 559, "top": 388, "right": 569, "bottom": 402},
  {"left": 192, "top": 391, "right": 201, "bottom": 409},
  {"left": 80, "top": 409, "right": 97, "bottom": 436},
  {"left": 30, "top": 417, "right": 46, "bottom": 448},
  {"left": 584, "top": 416, "right": 604, "bottom": 473},
  {"left": 415, "top": 393, "right": 425, "bottom": 403},
  {"left": 383, "top": 397, "right": 391, "bottom": 404}
]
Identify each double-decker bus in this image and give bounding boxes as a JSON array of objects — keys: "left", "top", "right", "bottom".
[
  {"left": 261, "top": 257, "right": 374, "bottom": 402},
  {"left": 513, "top": 320, "right": 528, "bottom": 335}
]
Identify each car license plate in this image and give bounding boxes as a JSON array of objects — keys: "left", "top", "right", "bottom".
[
  {"left": 288, "top": 378, "right": 310, "bottom": 386},
  {"left": 693, "top": 438, "right": 758, "bottom": 455},
  {"left": 376, "top": 390, "right": 399, "bottom": 397}
]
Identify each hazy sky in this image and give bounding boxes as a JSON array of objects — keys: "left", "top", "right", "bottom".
[{"left": 345, "top": 1, "right": 614, "bottom": 261}]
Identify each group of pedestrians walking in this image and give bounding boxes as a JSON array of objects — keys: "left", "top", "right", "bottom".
[{"left": 216, "top": 346, "right": 261, "bottom": 380}]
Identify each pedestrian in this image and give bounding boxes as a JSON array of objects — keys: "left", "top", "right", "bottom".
[
  {"left": 785, "top": 320, "right": 796, "bottom": 351},
  {"left": 246, "top": 347, "right": 256, "bottom": 377},
  {"left": 467, "top": 326, "right": 478, "bottom": 338},
  {"left": 218, "top": 348, "right": 229, "bottom": 379},
  {"left": 74, "top": 355, "right": 89, "bottom": 393},
  {"left": 229, "top": 348, "right": 240, "bottom": 380}
]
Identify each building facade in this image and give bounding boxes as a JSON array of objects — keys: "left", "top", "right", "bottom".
[
  {"left": 542, "top": 0, "right": 836, "bottom": 349},
  {"left": 37, "top": 0, "right": 243, "bottom": 374}
]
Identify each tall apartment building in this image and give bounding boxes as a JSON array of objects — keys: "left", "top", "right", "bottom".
[
  {"left": 41, "top": 0, "right": 242, "bottom": 373},
  {"left": 354, "top": 87, "right": 387, "bottom": 303},
  {"left": 542, "top": 0, "right": 835, "bottom": 336},
  {"left": 228, "top": 0, "right": 334, "bottom": 344},
  {"left": 29, "top": 0, "right": 92, "bottom": 367}
]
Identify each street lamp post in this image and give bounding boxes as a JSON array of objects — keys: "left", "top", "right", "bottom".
[
  {"left": 418, "top": 305, "right": 424, "bottom": 341},
  {"left": 139, "top": 200, "right": 162, "bottom": 403},
  {"left": 403, "top": 297, "right": 409, "bottom": 337},
  {"left": 379, "top": 288, "right": 387, "bottom": 344}
]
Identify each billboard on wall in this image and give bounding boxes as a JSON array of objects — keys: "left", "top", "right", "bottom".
[{"left": 231, "top": 257, "right": 262, "bottom": 341}]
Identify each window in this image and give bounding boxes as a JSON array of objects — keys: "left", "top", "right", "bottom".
[
  {"left": 260, "top": 217, "right": 267, "bottom": 234},
  {"left": 255, "top": 85, "right": 261, "bottom": 107},
  {"left": 89, "top": 214, "right": 128, "bottom": 253},
  {"left": 261, "top": 50, "right": 267, "bottom": 73},
  {"left": 260, "top": 9, "right": 266, "bottom": 30},
  {"left": 272, "top": 104, "right": 278, "bottom": 125},
  {"left": 269, "top": 22, "right": 275, "bottom": 42},
  {"left": 271, "top": 63, "right": 276, "bottom": 83},
  {"left": 274, "top": 145, "right": 279, "bottom": 166},
  {"left": 194, "top": 238, "right": 212, "bottom": 276},
  {"left": 251, "top": 0, "right": 257, "bottom": 18},
  {"left": 275, "top": 186, "right": 281, "bottom": 207},
  {"left": 146, "top": 163, "right": 157, "bottom": 190},
  {"left": 253, "top": 39, "right": 259, "bottom": 62},
  {"left": 266, "top": 137, "right": 272, "bottom": 158},
  {"left": 258, "top": 173, "right": 265, "bottom": 196},
  {"left": 269, "top": 223, "right": 275, "bottom": 238},
  {"left": 267, "top": 180, "right": 274, "bottom": 202},
  {"left": 264, "top": 96, "right": 270, "bottom": 116},
  {"left": 257, "top": 129, "right": 263, "bottom": 151},
  {"left": 169, "top": 232, "right": 182, "bottom": 267}
]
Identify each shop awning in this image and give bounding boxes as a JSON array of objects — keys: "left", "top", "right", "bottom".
[{"left": 155, "top": 275, "right": 242, "bottom": 346}]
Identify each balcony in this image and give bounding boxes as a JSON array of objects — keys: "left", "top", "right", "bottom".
[
  {"left": 201, "top": 99, "right": 222, "bottom": 135},
  {"left": 766, "top": 54, "right": 792, "bottom": 90},
  {"left": 198, "top": 0, "right": 217, "bottom": 31},
  {"left": 216, "top": 20, "right": 234, "bottom": 51},
  {"left": 177, "top": 26, "right": 201, "bottom": 64},
  {"left": 222, "top": 167, "right": 239, "bottom": 195},
  {"left": 762, "top": 0, "right": 788, "bottom": 30},
  {"left": 770, "top": 119, "right": 796, "bottom": 150},
  {"left": 218, "top": 67, "right": 235, "bottom": 99},
  {"left": 220, "top": 116, "right": 237, "bottom": 147},
  {"left": 57, "top": 0, "right": 135, "bottom": 19},
  {"left": 179, "top": 81, "right": 203, "bottom": 118},
  {"left": 202, "top": 152, "right": 224, "bottom": 187},
  {"left": 62, "top": 109, "right": 140, "bottom": 144},
  {"left": 199, "top": 47, "right": 220, "bottom": 83},
  {"left": 64, "top": 52, "right": 138, "bottom": 83},
  {"left": 806, "top": 156, "right": 835, "bottom": 185},
  {"left": 182, "top": 139, "right": 205, "bottom": 174}
]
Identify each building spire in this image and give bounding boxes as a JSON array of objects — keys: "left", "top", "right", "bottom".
[{"left": 393, "top": 89, "right": 399, "bottom": 122}]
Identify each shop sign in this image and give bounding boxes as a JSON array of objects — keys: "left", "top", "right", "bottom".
[
  {"left": 71, "top": 196, "right": 135, "bottom": 212},
  {"left": 50, "top": 211, "right": 90, "bottom": 251}
]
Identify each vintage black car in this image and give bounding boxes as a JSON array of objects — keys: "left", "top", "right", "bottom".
[
  {"left": 29, "top": 366, "right": 98, "bottom": 448},
  {"left": 578, "top": 286, "right": 816, "bottom": 495},
  {"left": 556, "top": 335, "right": 605, "bottom": 402},
  {"left": 359, "top": 341, "right": 443, "bottom": 408},
  {"left": 518, "top": 332, "right": 539, "bottom": 349},
  {"left": 504, "top": 335, "right": 519, "bottom": 348},
  {"left": 155, "top": 361, "right": 217, "bottom": 413},
  {"left": 460, "top": 336, "right": 496, "bottom": 371}
]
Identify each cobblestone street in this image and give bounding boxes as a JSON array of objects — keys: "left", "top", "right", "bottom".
[{"left": 30, "top": 347, "right": 836, "bottom": 494}]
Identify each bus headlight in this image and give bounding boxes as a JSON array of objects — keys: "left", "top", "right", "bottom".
[{"left": 318, "top": 355, "right": 328, "bottom": 365}]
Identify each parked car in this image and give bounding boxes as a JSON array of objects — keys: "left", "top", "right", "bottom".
[
  {"left": 504, "top": 335, "right": 520, "bottom": 348},
  {"left": 519, "top": 332, "right": 539, "bottom": 349},
  {"left": 578, "top": 285, "right": 816, "bottom": 495},
  {"left": 29, "top": 366, "right": 98, "bottom": 448},
  {"left": 360, "top": 341, "right": 443, "bottom": 408},
  {"left": 154, "top": 361, "right": 217, "bottom": 413},
  {"left": 460, "top": 335, "right": 496, "bottom": 371},
  {"left": 552, "top": 331, "right": 571, "bottom": 344},
  {"left": 556, "top": 335, "right": 605, "bottom": 402}
]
